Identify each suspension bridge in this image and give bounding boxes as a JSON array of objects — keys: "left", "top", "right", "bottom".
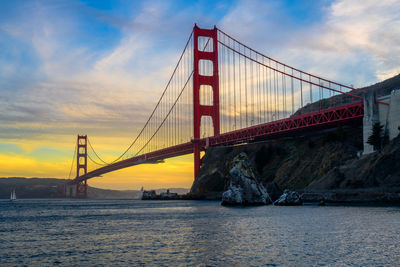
[{"left": 65, "top": 24, "right": 382, "bottom": 198}]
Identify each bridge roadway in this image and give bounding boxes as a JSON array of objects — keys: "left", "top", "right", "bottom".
[{"left": 71, "top": 101, "right": 363, "bottom": 184}]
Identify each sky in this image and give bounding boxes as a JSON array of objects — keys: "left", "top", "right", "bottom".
[{"left": 1, "top": 0, "right": 399, "bottom": 190}]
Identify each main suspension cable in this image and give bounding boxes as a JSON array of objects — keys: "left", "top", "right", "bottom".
[
  {"left": 216, "top": 28, "right": 366, "bottom": 94},
  {"left": 103, "top": 30, "right": 194, "bottom": 164},
  {"left": 67, "top": 143, "right": 77, "bottom": 179},
  {"left": 87, "top": 151, "right": 107, "bottom": 166},
  {"left": 87, "top": 137, "right": 109, "bottom": 165}
]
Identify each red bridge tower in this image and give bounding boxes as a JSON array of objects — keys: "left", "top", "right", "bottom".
[
  {"left": 192, "top": 25, "right": 220, "bottom": 178},
  {"left": 76, "top": 135, "right": 88, "bottom": 197}
]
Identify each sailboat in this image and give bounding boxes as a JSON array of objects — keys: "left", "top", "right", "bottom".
[
  {"left": 10, "top": 189, "right": 16, "bottom": 201},
  {"left": 138, "top": 186, "right": 144, "bottom": 200}
]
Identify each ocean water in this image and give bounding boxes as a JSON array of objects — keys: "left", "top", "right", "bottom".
[{"left": 0, "top": 199, "right": 399, "bottom": 266}]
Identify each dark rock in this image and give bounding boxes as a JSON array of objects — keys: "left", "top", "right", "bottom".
[
  {"left": 274, "top": 189, "right": 302, "bottom": 206},
  {"left": 301, "top": 192, "right": 325, "bottom": 203},
  {"left": 265, "top": 182, "right": 282, "bottom": 201},
  {"left": 142, "top": 189, "right": 184, "bottom": 200},
  {"left": 160, "top": 189, "right": 178, "bottom": 199},
  {"left": 189, "top": 146, "right": 227, "bottom": 200},
  {"left": 142, "top": 190, "right": 157, "bottom": 200},
  {"left": 221, "top": 153, "right": 271, "bottom": 206}
]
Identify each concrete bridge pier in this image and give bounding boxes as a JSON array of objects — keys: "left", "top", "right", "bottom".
[
  {"left": 65, "top": 181, "right": 87, "bottom": 198},
  {"left": 363, "top": 89, "right": 400, "bottom": 154},
  {"left": 65, "top": 183, "right": 76, "bottom": 198}
]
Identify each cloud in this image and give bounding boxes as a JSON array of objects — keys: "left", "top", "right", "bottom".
[
  {"left": 0, "top": 1, "right": 184, "bottom": 140},
  {"left": 219, "top": 0, "right": 400, "bottom": 86},
  {"left": 1, "top": 0, "right": 399, "bottom": 184}
]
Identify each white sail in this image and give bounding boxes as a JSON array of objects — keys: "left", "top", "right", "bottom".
[{"left": 138, "top": 186, "right": 144, "bottom": 200}]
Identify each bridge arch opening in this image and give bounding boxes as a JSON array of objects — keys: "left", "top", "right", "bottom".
[
  {"left": 200, "top": 85, "right": 213, "bottom": 106},
  {"left": 200, "top": 116, "right": 214, "bottom": 138},
  {"left": 79, "top": 147, "right": 86, "bottom": 154},
  {"left": 199, "top": 59, "right": 213, "bottom": 76},
  {"left": 197, "top": 36, "right": 213, "bottom": 52},
  {"left": 79, "top": 157, "right": 86, "bottom": 165}
]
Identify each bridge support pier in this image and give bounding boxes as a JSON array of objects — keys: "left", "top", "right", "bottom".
[
  {"left": 363, "top": 89, "right": 400, "bottom": 154},
  {"left": 192, "top": 24, "right": 220, "bottom": 178}
]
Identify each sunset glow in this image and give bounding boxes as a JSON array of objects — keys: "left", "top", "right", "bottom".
[{"left": 1, "top": 0, "right": 399, "bottom": 189}]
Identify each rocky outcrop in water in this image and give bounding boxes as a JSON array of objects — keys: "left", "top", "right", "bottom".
[
  {"left": 142, "top": 190, "right": 157, "bottom": 200},
  {"left": 274, "top": 189, "right": 302, "bottom": 206},
  {"left": 142, "top": 189, "right": 186, "bottom": 200},
  {"left": 221, "top": 153, "right": 271, "bottom": 206}
]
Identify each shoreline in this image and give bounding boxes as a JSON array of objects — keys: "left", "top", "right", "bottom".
[{"left": 141, "top": 189, "right": 400, "bottom": 206}]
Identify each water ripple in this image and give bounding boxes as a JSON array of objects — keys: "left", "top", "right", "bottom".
[{"left": 0, "top": 200, "right": 399, "bottom": 266}]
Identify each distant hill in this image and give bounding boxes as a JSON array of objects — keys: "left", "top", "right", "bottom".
[
  {"left": 358, "top": 74, "right": 400, "bottom": 96},
  {"left": 0, "top": 177, "right": 189, "bottom": 199},
  {"left": 0, "top": 177, "right": 67, "bottom": 199}
]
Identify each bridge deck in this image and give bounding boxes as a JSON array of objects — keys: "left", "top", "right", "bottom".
[{"left": 71, "top": 101, "right": 363, "bottom": 183}]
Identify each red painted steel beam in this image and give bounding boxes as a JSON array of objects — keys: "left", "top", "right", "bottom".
[
  {"left": 207, "top": 101, "right": 363, "bottom": 146},
  {"left": 70, "top": 142, "right": 194, "bottom": 184},
  {"left": 70, "top": 102, "right": 363, "bottom": 184}
]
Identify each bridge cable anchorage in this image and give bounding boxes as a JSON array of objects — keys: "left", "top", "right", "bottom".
[{"left": 67, "top": 143, "right": 77, "bottom": 179}]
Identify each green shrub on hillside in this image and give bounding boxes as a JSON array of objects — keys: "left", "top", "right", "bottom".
[{"left": 367, "top": 122, "right": 384, "bottom": 151}]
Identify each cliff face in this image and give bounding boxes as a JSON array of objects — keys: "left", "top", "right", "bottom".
[
  {"left": 190, "top": 126, "right": 400, "bottom": 200},
  {"left": 309, "top": 134, "right": 400, "bottom": 190}
]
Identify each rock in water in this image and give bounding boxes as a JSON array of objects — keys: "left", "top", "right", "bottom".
[
  {"left": 142, "top": 190, "right": 157, "bottom": 200},
  {"left": 221, "top": 153, "right": 271, "bottom": 206},
  {"left": 274, "top": 189, "right": 302, "bottom": 206}
]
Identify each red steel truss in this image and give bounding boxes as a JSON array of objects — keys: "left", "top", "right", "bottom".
[
  {"left": 207, "top": 101, "right": 363, "bottom": 146},
  {"left": 70, "top": 101, "right": 363, "bottom": 184}
]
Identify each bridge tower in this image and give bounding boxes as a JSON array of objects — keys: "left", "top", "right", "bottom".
[
  {"left": 192, "top": 25, "right": 220, "bottom": 178},
  {"left": 76, "top": 135, "right": 88, "bottom": 198}
]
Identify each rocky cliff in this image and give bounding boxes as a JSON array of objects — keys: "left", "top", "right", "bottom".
[
  {"left": 190, "top": 75, "right": 400, "bottom": 203},
  {"left": 190, "top": 126, "right": 400, "bottom": 202}
]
